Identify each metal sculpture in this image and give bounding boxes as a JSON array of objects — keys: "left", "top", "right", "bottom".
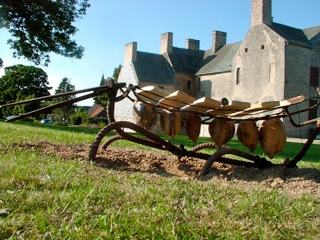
[{"left": 1, "top": 81, "right": 319, "bottom": 175}]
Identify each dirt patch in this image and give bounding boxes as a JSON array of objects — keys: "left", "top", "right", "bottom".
[{"left": 12, "top": 141, "right": 320, "bottom": 195}]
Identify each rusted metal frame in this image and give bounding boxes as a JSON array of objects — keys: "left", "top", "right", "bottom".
[
  {"left": 4, "top": 83, "right": 127, "bottom": 122},
  {"left": 99, "top": 121, "right": 268, "bottom": 169},
  {"left": 191, "top": 142, "right": 217, "bottom": 152},
  {"left": 114, "top": 87, "right": 132, "bottom": 103},
  {"left": 0, "top": 84, "right": 125, "bottom": 108},
  {"left": 101, "top": 134, "right": 124, "bottom": 149},
  {"left": 88, "top": 121, "right": 170, "bottom": 161},
  {"left": 285, "top": 126, "right": 320, "bottom": 168},
  {"left": 284, "top": 103, "right": 319, "bottom": 128},
  {"left": 113, "top": 121, "right": 169, "bottom": 147},
  {"left": 119, "top": 84, "right": 136, "bottom": 103},
  {"left": 5, "top": 90, "right": 106, "bottom": 122},
  {"left": 200, "top": 148, "right": 274, "bottom": 176},
  {"left": 95, "top": 121, "right": 262, "bottom": 169}
]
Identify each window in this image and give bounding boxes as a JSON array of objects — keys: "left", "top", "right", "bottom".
[
  {"left": 187, "top": 80, "right": 191, "bottom": 90},
  {"left": 261, "top": 45, "right": 265, "bottom": 50},
  {"left": 236, "top": 68, "right": 241, "bottom": 85},
  {"left": 245, "top": 48, "right": 248, "bottom": 53},
  {"left": 310, "top": 67, "right": 319, "bottom": 86}
]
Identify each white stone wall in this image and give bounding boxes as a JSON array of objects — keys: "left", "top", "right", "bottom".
[{"left": 232, "top": 25, "right": 286, "bottom": 103}]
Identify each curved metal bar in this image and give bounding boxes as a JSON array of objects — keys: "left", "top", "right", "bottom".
[
  {"left": 200, "top": 148, "right": 274, "bottom": 176},
  {"left": 285, "top": 126, "right": 320, "bottom": 168},
  {"left": 191, "top": 142, "right": 217, "bottom": 152},
  {"left": 115, "top": 87, "right": 132, "bottom": 102},
  {"left": 101, "top": 134, "right": 124, "bottom": 150},
  {"left": 0, "top": 83, "right": 126, "bottom": 108},
  {"left": 114, "top": 121, "right": 169, "bottom": 147},
  {"left": 89, "top": 121, "right": 169, "bottom": 161}
]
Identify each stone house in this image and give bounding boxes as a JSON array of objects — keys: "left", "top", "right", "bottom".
[{"left": 116, "top": 0, "right": 320, "bottom": 137}]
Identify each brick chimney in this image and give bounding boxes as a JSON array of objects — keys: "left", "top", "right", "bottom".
[
  {"left": 212, "top": 31, "right": 227, "bottom": 53},
  {"left": 160, "top": 32, "right": 173, "bottom": 54},
  {"left": 124, "top": 42, "right": 137, "bottom": 62},
  {"left": 251, "top": 0, "right": 272, "bottom": 26},
  {"left": 186, "top": 38, "right": 200, "bottom": 50}
]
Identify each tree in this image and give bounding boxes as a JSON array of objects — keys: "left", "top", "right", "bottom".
[
  {"left": 53, "top": 77, "right": 76, "bottom": 122},
  {"left": 93, "top": 65, "right": 122, "bottom": 113},
  {"left": 0, "top": 64, "right": 51, "bottom": 116},
  {"left": 0, "top": 0, "right": 90, "bottom": 66},
  {"left": 112, "top": 64, "right": 122, "bottom": 82}
]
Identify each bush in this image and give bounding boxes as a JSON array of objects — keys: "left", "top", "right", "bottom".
[{"left": 70, "top": 115, "right": 82, "bottom": 125}]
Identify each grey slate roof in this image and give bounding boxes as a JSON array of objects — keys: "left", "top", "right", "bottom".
[
  {"left": 270, "top": 22, "right": 312, "bottom": 48},
  {"left": 196, "top": 42, "right": 242, "bottom": 76},
  {"left": 133, "top": 52, "right": 174, "bottom": 85},
  {"left": 167, "top": 47, "right": 206, "bottom": 75},
  {"left": 303, "top": 26, "right": 320, "bottom": 47}
]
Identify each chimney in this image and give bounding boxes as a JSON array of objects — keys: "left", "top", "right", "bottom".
[
  {"left": 212, "top": 31, "right": 227, "bottom": 53},
  {"left": 251, "top": 0, "right": 272, "bottom": 26},
  {"left": 160, "top": 32, "right": 173, "bottom": 54},
  {"left": 186, "top": 39, "right": 200, "bottom": 50},
  {"left": 124, "top": 42, "right": 137, "bottom": 62}
]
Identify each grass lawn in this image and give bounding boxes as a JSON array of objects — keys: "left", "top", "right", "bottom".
[{"left": 0, "top": 120, "right": 319, "bottom": 239}]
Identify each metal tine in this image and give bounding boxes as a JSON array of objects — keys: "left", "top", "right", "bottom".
[{"left": 0, "top": 84, "right": 114, "bottom": 108}]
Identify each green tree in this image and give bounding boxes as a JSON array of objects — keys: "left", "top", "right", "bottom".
[
  {"left": 0, "top": 0, "right": 90, "bottom": 66},
  {"left": 53, "top": 77, "right": 76, "bottom": 122},
  {"left": 0, "top": 64, "right": 51, "bottom": 116},
  {"left": 70, "top": 106, "right": 89, "bottom": 125},
  {"left": 93, "top": 65, "right": 122, "bottom": 114},
  {"left": 112, "top": 64, "right": 122, "bottom": 82}
]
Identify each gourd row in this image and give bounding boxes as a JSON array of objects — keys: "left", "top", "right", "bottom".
[{"left": 133, "top": 101, "right": 287, "bottom": 159}]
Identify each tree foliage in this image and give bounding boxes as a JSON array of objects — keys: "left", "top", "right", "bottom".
[
  {"left": 53, "top": 77, "right": 76, "bottom": 121},
  {"left": 0, "top": 64, "right": 51, "bottom": 116},
  {"left": 0, "top": 0, "right": 90, "bottom": 66},
  {"left": 112, "top": 64, "right": 122, "bottom": 82},
  {"left": 0, "top": 64, "right": 51, "bottom": 104}
]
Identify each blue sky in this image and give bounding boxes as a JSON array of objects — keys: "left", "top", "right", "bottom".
[{"left": 0, "top": 0, "right": 319, "bottom": 106}]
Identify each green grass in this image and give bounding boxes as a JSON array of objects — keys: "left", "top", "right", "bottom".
[{"left": 0, "top": 120, "right": 319, "bottom": 239}]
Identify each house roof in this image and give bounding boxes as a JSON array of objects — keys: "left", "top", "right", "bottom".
[
  {"left": 270, "top": 22, "right": 312, "bottom": 48},
  {"left": 303, "top": 26, "right": 320, "bottom": 47},
  {"left": 133, "top": 52, "right": 175, "bottom": 85},
  {"left": 88, "top": 104, "right": 105, "bottom": 117},
  {"left": 167, "top": 47, "right": 206, "bottom": 75},
  {"left": 196, "top": 42, "right": 242, "bottom": 76}
]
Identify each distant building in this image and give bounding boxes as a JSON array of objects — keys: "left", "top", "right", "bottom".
[{"left": 116, "top": 0, "right": 320, "bottom": 137}]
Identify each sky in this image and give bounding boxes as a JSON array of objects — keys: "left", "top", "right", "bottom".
[{"left": 0, "top": 0, "right": 319, "bottom": 106}]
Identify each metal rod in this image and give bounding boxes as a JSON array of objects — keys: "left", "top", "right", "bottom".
[
  {"left": 285, "top": 126, "right": 320, "bottom": 168},
  {"left": 1, "top": 83, "right": 126, "bottom": 107},
  {"left": 4, "top": 83, "right": 126, "bottom": 122}
]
